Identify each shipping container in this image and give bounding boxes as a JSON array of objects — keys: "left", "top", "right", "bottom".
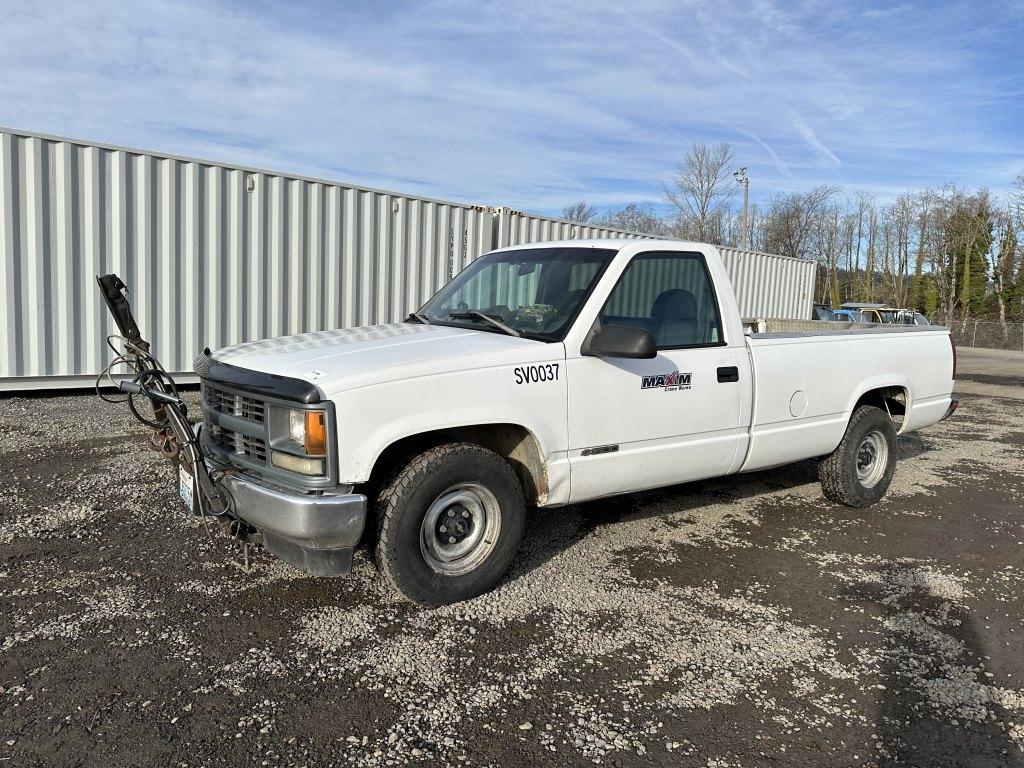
[
  {"left": 491, "top": 206, "right": 644, "bottom": 248},
  {"left": 718, "top": 246, "right": 815, "bottom": 321},
  {"left": 0, "top": 128, "right": 497, "bottom": 390},
  {"left": 492, "top": 221, "right": 816, "bottom": 323},
  {"left": 0, "top": 128, "right": 814, "bottom": 391}
]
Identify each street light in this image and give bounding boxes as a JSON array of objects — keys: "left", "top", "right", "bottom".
[{"left": 733, "top": 167, "right": 749, "bottom": 249}]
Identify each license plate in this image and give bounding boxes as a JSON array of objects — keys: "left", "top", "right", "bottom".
[{"left": 178, "top": 465, "right": 195, "bottom": 512}]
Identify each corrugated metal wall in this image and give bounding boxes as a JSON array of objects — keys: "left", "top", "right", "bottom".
[
  {"left": 492, "top": 206, "right": 643, "bottom": 248},
  {"left": 0, "top": 129, "right": 494, "bottom": 388},
  {"left": 0, "top": 128, "right": 815, "bottom": 390},
  {"left": 489, "top": 213, "right": 815, "bottom": 322},
  {"left": 718, "top": 246, "right": 815, "bottom": 321}
]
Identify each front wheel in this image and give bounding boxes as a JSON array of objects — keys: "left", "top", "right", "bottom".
[
  {"left": 819, "top": 405, "right": 898, "bottom": 507},
  {"left": 374, "top": 443, "right": 525, "bottom": 605}
]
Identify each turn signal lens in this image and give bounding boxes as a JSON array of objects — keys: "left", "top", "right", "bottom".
[{"left": 305, "top": 410, "right": 327, "bottom": 457}]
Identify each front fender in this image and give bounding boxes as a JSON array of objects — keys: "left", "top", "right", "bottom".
[{"left": 329, "top": 364, "right": 570, "bottom": 501}]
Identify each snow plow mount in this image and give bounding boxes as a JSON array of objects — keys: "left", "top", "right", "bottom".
[{"left": 95, "top": 273, "right": 231, "bottom": 520}]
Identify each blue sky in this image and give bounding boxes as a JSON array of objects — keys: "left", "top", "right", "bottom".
[{"left": 1, "top": 0, "right": 1022, "bottom": 217}]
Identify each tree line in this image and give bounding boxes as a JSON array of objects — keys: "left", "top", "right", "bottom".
[{"left": 562, "top": 142, "right": 1024, "bottom": 331}]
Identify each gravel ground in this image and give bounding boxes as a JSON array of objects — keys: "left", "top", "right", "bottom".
[{"left": 1, "top": 354, "right": 1022, "bottom": 768}]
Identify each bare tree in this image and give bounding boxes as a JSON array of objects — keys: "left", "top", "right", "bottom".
[
  {"left": 561, "top": 200, "right": 597, "bottom": 223},
  {"left": 880, "top": 194, "right": 914, "bottom": 307},
  {"left": 761, "top": 185, "right": 838, "bottom": 260},
  {"left": 990, "top": 210, "right": 1018, "bottom": 340},
  {"left": 599, "top": 203, "right": 667, "bottom": 235},
  {"left": 1011, "top": 171, "right": 1024, "bottom": 231},
  {"left": 664, "top": 141, "right": 737, "bottom": 243}
]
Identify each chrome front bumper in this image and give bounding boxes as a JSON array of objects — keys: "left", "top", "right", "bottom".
[{"left": 218, "top": 472, "right": 367, "bottom": 576}]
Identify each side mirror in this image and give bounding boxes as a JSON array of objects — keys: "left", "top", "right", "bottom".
[{"left": 582, "top": 324, "right": 656, "bottom": 359}]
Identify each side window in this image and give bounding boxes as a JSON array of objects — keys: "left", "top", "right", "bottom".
[{"left": 599, "top": 251, "right": 723, "bottom": 348}]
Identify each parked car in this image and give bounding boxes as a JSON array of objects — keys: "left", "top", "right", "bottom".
[
  {"left": 840, "top": 305, "right": 930, "bottom": 325},
  {"left": 833, "top": 308, "right": 871, "bottom": 323},
  {"left": 811, "top": 304, "right": 837, "bottom": 321},
  {"left": 896, "top": 310, "right": 931, "bottom": 326},
  {"left": 99, "top": 240, "right": 959, "bottom": 605},
  {"left": 839, "top": 302, "right": 897, "bottom": 323}
]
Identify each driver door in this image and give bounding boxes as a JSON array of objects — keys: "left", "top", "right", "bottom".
[{"left": 566, "top": 250, "right": 745, "bottom": 502}]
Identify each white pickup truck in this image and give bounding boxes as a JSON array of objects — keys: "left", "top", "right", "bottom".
[{"left": 105, "top": 239, "right": 958, "bottom": 605}]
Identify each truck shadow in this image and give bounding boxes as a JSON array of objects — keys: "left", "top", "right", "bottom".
[
  {"left": 510, "top": 429, "right": 942, "bottom": 585},
  {"left": 510, "top": 428, "right": 940, "bottom": 583},
  {"left": 840, "top": 577, "right": 1024, "bottom": 767},
  {"left": 511, "top": 457, "right": 823, "bottom": 582}
]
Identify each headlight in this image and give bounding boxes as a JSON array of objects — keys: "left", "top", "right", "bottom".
[
  {"left": 268, "top": 406, "right": 329, "bottom": 477},
  {"left": 286, "top": 409, "right": 327, "bottom": 457},
  {"left": 288, "top": 410, "right": 306, "bottom": 444}
]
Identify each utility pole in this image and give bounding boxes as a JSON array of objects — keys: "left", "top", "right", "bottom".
[{"left": 733, "top": 167, "right": 749, "bottom": 249}]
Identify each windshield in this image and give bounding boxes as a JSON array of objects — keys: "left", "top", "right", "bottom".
[{"left": 419, "top": 247, "right": 616, "bottom": 341}]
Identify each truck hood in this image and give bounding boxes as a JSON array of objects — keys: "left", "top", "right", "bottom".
[{"left": 211, "top": 322, "right": 546, "bottom": 395}]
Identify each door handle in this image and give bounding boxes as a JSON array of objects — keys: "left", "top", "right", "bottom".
[{"left": 717, "top": 366, "right": 739, "bottom": 383}]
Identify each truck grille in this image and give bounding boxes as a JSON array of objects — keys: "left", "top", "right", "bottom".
[
  {"left": 209, "top": 427, "right": 268, "bottom": 462},
  {"left": 204, "top": 384, "right": 265, "bottom": 423},
  {"left": 202, "top": 383, "right": 270, "bottom": 464}
]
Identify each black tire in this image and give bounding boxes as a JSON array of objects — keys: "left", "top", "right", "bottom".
[
  {"left": 374, "top": 443, "right": 525, "bottom": 605},
  {"left": 819, "top": 405, "right": 898, "bottom": 508}
]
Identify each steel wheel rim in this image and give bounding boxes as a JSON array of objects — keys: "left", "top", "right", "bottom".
[
  {"left": 856, "top": 430, "right": 889, "bottom": 488},
  {"left": 420, "top": 483, "right": 502, "bottom": 576}
]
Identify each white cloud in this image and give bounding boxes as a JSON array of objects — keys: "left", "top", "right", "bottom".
[
  {"left": 791, "top": 116, "right": 842, "bottom": 169},
  {"left": 0, "top": 0, "right": 1020, "bottom": 212}
]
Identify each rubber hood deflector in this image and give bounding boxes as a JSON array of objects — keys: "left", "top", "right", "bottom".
[{"left": 194, "top": 352, "right": 321, "bottom": 404}]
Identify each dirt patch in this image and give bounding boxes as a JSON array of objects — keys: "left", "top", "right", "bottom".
[{"left": 1, "top": 390, "right": 1022, "bottom": 767}]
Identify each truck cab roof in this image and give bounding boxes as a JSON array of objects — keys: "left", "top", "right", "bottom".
[{"left": 494, "top": 238, "right": 692, "bottom": 253}]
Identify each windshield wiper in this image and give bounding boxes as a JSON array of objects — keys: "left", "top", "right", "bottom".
[
  {"left": 406, "top": 312, "right": 430, "bottom": 325},
  {"left": 448, "top": 311, "right": 521, "bottom": 337}
]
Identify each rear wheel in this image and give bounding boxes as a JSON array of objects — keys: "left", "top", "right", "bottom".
[
  {"left": 819, "top": 405, "right": 898, "bottom": 507},
  {"left": 374, "top": 443, "right": 525, "bottom": 605}
]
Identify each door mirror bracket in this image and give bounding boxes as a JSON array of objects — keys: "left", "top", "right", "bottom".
[{"left": 581, "top": 324, "right": 657, "bottom": 359}]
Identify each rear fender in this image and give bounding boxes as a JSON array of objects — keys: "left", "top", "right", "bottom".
[{"left": 844, "top": 376, "right": 912, "bottom": 433}]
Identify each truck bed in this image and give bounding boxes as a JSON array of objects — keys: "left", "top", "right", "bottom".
[
  {"left": 743, "top": 318, "right": 948, "bottom": 338},
  {"left": 738, "top": 320, "right": 953, "bottom": 473}
]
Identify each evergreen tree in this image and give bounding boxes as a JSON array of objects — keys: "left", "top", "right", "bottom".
[
  {"left": 966, "top": 209, "right": 993, "bottom": 316},
  {"left": 1015, "top": 239, "right": 1024, "bottom": 319},
  {"left": 1000, "top": 225, "right": 1021, "bottom": 318},
  {"left": 960, "top": 241, "right": 973, "bottom": 317},
  {"left": 924, "top": 275, "right": 938, "bottom": 316},
  {"left": 908, "top": 216, "right": 927, "bottom": 311},
  {"left": 946, "top": 198, "right": 993, "bottom": 319}
]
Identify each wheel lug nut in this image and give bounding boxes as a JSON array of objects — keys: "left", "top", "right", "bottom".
[
  {"left": 439, "top": 525, "right": 447, "bottom": 533},
  {"left": 461, "top": 510, "right": 469, "bottom": 518},
  {"left": 447, "top": 510, "right": 455, "bottom": 517},
  {"left": 448, "top": 536, "right": 456, "bottom": 544}
]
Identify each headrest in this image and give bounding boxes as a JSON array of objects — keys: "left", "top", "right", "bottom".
[{"left": 651, "top": 289, "right": 697, "bottom": 320}]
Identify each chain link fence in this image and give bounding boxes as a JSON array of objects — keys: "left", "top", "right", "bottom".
[{"left": 934, "top": 318, "right": 1024, "bottom": 351}]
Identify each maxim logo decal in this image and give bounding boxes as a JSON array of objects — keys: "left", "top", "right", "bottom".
[{"left": 641, "top": 371, "right": 692, "bottom": 391}]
